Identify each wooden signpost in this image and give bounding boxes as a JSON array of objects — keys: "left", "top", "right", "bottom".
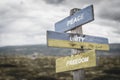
[
  {"left": 46, "top": 5, "right": 110, "bottom": 80},
  {"left": 70, "top": 8, "right": 84, "bottom": 80}
]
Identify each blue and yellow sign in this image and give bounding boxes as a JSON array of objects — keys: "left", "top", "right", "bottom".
[{"left": 47, "top": 31, "right": 109, "bottom": 51}]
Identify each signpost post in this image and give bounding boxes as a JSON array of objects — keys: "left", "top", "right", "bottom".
[{"left": 70, "top": 8, "right": 85, "bottom": 80}]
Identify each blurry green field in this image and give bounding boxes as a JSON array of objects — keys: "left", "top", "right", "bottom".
[{"left": 0, "top": 55, "right": 119, "bottom": 80}]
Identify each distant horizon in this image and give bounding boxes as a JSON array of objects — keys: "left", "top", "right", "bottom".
[{"left": 0, "top": 42, "right": 120, "bottom": 48}]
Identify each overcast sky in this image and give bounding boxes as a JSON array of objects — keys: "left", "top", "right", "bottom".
[{"left": 0, "top": 0, "right": 120, "bottom": 47}]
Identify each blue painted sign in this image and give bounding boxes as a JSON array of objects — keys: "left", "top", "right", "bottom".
[{"left": 55, "top": 5, "right": 94, "bottom": 32}]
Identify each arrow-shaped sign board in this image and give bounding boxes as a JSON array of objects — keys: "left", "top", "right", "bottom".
[
  {"left": 47, "top": 31, "right": 109, "bottom": 51},
  {"left": 56, "top": 50, "right": 96, "bottom": 73},
  {"left": 55, "top": 5, "right": 94, "bottom": 32}
]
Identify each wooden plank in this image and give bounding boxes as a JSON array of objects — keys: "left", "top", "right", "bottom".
[
  {"left": 47, "top": 31, "right": 109, "bottom": 44},
  {"left": 47, "top": 39, "right": 109, "bottom": 51},
  {"left": 56, "top": 49, "right": 96, "bottom": 73},
  {"left": 47, "top": 31, "right": 109, "bottom": 50},
  {"left": 55, "top": 5, "right": 94, "bottom": 32}
]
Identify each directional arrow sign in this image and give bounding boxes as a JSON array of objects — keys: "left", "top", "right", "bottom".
[
  {"left": 55, "top": 5, "right": 94, "bottom": 32},
  {"left": 56, "top": 50, "right": 96, "bottom": 73},
  {"left": 47, "top": 31, "right": 109, "bottom": 51}
]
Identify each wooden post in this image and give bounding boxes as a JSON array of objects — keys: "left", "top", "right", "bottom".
[{"left": 70, "top": 8, "right": 85, "bottom": 80}]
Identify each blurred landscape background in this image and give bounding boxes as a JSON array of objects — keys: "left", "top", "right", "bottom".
[
  {"left": 0, "top": 0, "right": 120, "bottom": 80},
  {"left": 0, "top": 43, "right": 120, "bottom": 80}
]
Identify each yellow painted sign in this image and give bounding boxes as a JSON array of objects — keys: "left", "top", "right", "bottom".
[
  {"left": 48, "top": 39, "right": 109, "bottom": 51},
  {"left": 56, "top": 50, "right": 96, "bottom": 73}
]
